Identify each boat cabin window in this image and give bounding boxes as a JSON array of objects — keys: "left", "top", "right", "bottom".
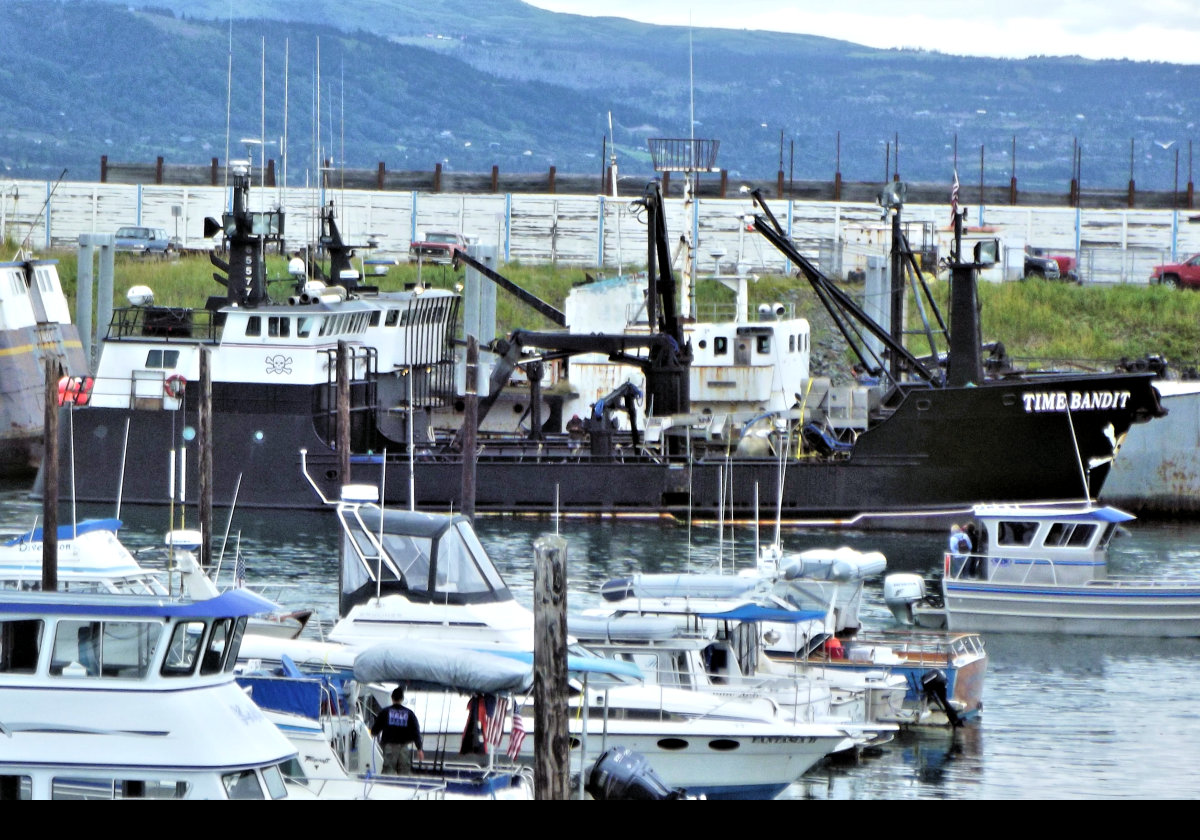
[
  {"left": 0, "top": 618, "right": 42, "bottom": 673},
  {"left": 385, "top": 310, "right": 400, "bottom": 327},
  {"left": 51, "top": 619, "right": 159, "bottom": 679},
  {"left": 378, "top": 533, "right": 433, "bottom": 592},
  {"left": 757, "top": 335, "right": 771, "bottom": 354},
  {"left": 223, "top": 769, "right": 266, "bottom": 800},
  {"left": 0, "top": 776, "right": 32, "bottom": 800},
  {"left": 201, "top": 616, "right": 247, "bottom": 675},
  {"left": 245, "top": 316, "right": 262, "bottom": 337},
  {"left": 161, "top": 620, "right": 206, "bottom": 677},
  {"left": 297, "top": 316, "right": 317, "bottom": 338},
  {"left": 268, "top": 316, "right": 290, "bottom": 338},
  {"left": 261, "top": 764, "right": 289, "bottom": 799},
  {"left": 145, "top": 349, "right": 180, "bottom": 369},
  {"left": 789, "top": 335, "right": 795, "bottom": 352},
  {"left": 996, "top": 520, "right": 1039, "bottom": 547},
  {"left": 714, "top": 337, "right": 728, "bottom": 356},
  {"left": 51, "top": 777, "right": 190, "bottom": 800},
  {"left": 369, "top": 310, "right": 381, "bottom": 327},
  {"left": 446, "top": 521, "right": 509, "bottom": 596},
  {"left": 1045, "top": 523, "right": 1098, "bottom": 548}
]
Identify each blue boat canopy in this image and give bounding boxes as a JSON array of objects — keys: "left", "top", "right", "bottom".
[
  {"left": 3, "top": 518, "right": 123, "bottom": 546},
  {"left": 697, "top": 604, "right": 827, "bottom": 624},
  {"left": 0, "top": 587, "right": 280, "bottom": 619}
]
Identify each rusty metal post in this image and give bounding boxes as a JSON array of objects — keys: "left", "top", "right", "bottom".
[
  {"left": 155, "top": 156, "right": 164, "bottom": 184},
  {"left": 491, "top": 165, "right": 499, "bottom": 193},
  {"left": 377, "top": 161, "right": 386, "bottom": 190},
  {"left": 433, "top": 162, "right": 442, "bottom": 192},
  {"left": 533, "top": 534, "right": 569, "bottom": 800},
  {"left": 548, "top": 165, "right": 556, "bottom": 194},
  {"left": 100, "top": 155, "right": 108, "bottom": 183}
]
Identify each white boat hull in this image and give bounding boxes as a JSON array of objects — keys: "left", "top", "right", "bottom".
[{"left": 944, "top": 580, "right": 1200, "bottom": 636}]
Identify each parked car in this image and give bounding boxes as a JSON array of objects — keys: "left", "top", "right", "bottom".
[
  {"left": 115, "top": 226, "right": 173, "bottom": 256},
  {"left": 1023, "top": 247, "right": 1061, "bottom": 280},
  {"left": 1027, "top": 246, "right": 1077, "bottom": 282},
  {"left": 409, "top": 230, "right": 469, "bottom": 264},
  {"left": 1150, "top": 254, "right": 1200, "bottom": 289}
]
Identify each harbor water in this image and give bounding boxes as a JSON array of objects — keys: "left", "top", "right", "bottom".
[{"left": 5, "top": 479, "right": 1200, "bottom": 799}]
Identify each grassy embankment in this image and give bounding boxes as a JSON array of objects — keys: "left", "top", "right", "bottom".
[{"left": 44, "top": 249, "right": 1200, "bottom": 372}]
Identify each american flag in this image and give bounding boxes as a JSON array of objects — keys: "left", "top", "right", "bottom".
[
  {"left": 507, "top": 710, "right": 527, "bottom": 761},
  {"left": 234, "top": 549, "right": 246, "bottom": 589},
  {"left": 484, "top": 695, "right": 508, "bottom": 748},
  {"left": 950, "top": 170, "right": 960, "bottom": 226}
]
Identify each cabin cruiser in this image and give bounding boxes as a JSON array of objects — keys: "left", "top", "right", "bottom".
[
  {"left": 0, "top": 587, "right": 305, "bottom": 799},
  {"left": 885, "top": 502, "right": 1200, "bottom": 636},
  {"left": 0, "top": 518, "right": 311, "bottom": 638}
]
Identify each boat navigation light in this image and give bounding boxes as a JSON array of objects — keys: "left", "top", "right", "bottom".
[
  {"left": 127, "top": 285, "right": 154, "bottom": 306},
  {"left": 341, "top": 484, "right": 379, "bottom": 504}
]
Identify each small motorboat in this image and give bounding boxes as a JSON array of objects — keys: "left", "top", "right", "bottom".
[{"left": 884, "top": 502, "right": 1200, "bottom": 636}]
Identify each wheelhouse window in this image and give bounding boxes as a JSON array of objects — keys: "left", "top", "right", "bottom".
[
  {"left": 223, "top": 769, "right": 265, "bottom": 800},
  {"left": 245, "top": 316, "right": 262, "bottom": 337},
  {"left": 756, "top": 335, "right": 771, "bottom": 354},
  {"left": 161, "top": 620, "right": 206, "bottom": 677},
  {"left": 996, "top": 520, "right": 1039, "bottom": 547},
  {"left": 369, "top": 310, "right": 381, "bottom": 327},
  {"left": 714, "top": 336, "right": 728, "bottom": 356},
  {"left": 268, "top": 316, "right": 290, "bottom": 338},
  {"left": 297, "top": 316, "right": 317, "bottom": 338},
  {"left": 146, "top": 349, "right": 180, "bottom": 369},
  {"left": 385, "top": 309, "right": 400, "bottom": 327},
  {"left": 52, "top": 620, "right": 159, "bottom": 678},
  {"left": 201, "top": 617, "right": 247, "bottom": 675},
  {"left": 0, "top": 618, "right": 42, "bottom": 673}
]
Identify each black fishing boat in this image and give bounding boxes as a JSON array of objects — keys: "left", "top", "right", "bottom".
[{"left": 45, "top": 175, "right": 1164, "bottom": 525}]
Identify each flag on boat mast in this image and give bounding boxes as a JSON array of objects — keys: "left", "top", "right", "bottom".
[
  {"left": 507, "top": 710, "right": 527, "bottom": 760},
  {"left": 950, "top": 170, "right": 960, "bottom": 226}
]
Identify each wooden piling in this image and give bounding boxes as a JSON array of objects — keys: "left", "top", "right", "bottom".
[{"left": 533, "top": 534, "right": 569, "bottom": 800}]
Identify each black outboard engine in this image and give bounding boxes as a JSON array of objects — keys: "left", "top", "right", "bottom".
[
  {"left": 585, "top": 747, "right": 689, "bottom": 800},
  {"left": 921, "top": 669, "right": 962, "bottom": 727}
]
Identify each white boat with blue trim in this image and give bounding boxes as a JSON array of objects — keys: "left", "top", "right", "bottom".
[
  {"left": 0, "top": 587, "right": 305, "bottom": 799},
  {"left": 885, "top": 502, "right": 1200, "bottom": 636}
]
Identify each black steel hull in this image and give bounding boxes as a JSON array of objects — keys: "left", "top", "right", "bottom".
[{"left": 49, "top": 372, "right": 1163, "bottom": 524}]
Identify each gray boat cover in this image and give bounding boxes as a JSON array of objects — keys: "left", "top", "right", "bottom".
[{"left": 353, "top": 641, "right": 534, "bottom": 694}]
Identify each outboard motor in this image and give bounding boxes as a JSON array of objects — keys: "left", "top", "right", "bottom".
[
  {"left": 921, "top": 669, "right": 962, "bottom": 728},
  {"left": 883, "top": 573, "right": 926, "bottom": 625},
  {"left": 585, "top": 747, "right": 689, "bottom": 800}
]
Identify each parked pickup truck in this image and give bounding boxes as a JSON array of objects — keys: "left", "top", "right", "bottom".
[
  {"left": 1025, "top": 246, "right": 1077, "bottom": 281},
  {"left": 1150, "top": 254, "right": 1200, "bottom": 289},
  {"left": 409, "top": 230, "right": 468, "bottom": 264}
]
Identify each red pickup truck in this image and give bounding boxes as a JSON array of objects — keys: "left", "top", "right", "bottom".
[
  {"left": 1026, "top": 246, "right": 1077, "bottom": 282},
  {"left": 1151, "top": 254, "right": 1200, "bottom": 289},
  {"left": 409, "top": 231, "right": 469, "bottom": 264}
]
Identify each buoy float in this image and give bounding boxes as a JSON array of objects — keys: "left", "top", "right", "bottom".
[
  {"left": 57, "top": 375, "right": 94, "bottom": 406},
  {"left": 825, "top": 636, "right": 845, "bottom": 660},
  {"left": 164, "top": 374, "right": 187, "bottom": 399}
]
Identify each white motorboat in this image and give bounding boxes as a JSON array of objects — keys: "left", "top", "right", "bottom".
[
  {"left": 885, "top": 502, "right": 1200, "bottom": 637},
  {"left": 0, "top": 587, "right": 305, "bottom": 799},
  {"left": 0, "top": 518, "right": 312, "bottom": 639}
]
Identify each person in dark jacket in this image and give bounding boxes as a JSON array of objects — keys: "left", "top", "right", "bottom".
[{"left": 371, "top": 686, "right": 424, "bottom": 775}]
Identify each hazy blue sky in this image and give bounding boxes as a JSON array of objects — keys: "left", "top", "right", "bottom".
[{"left": 526, "top": 1, "right": 1199, "bottom": 63}]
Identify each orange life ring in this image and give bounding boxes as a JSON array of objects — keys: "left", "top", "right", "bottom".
[
  {"left": 164, "top": 374, "right": 187, "bottom": 399},
  {"left": 57, "top": 375, "right": 94, "bottom": 406}
]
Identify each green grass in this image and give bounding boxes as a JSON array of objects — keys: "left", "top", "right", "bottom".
[{"left": 48, "top": 249, "right": 1200, "bottom": 370}]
